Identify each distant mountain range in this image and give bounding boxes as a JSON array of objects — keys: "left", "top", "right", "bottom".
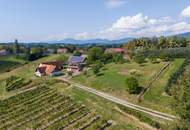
[
  {"left": 44, "top": 38, "right": 133, "bottom": 44},
  {"left": 176, "top": 32, "right": 190, "bottom": 38},
  {"left": 42, "top": 32, "right": 190, "bottom": 44}
]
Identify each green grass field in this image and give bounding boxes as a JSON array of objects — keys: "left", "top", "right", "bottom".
[
  {"left": 73, "top": 59, "right": 185, "bottom": 114},
  {"left": 73, "top": 61, "right": 167, "bottom": 102},
  {"left": 0, "top": 55, "right": 27, "bottom": 73}
]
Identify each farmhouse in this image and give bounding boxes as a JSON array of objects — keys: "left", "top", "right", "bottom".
[
  {"left": 57, "top": 48, "right": 68, "bottom": 54},
  {"left": 67, "top": 56, "right": 86, "bottom": 73},
  {"left": 35, "top": 61, "right": 62, "bottom": 77},
  {"left": 105, "top": 48, "right": 125, "bottom": 54}
]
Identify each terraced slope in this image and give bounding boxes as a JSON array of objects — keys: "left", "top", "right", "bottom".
[{"left": 0, "top": 86, "right": 112, "bottom": 130}]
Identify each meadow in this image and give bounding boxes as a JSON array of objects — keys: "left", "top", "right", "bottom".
[
  {"left": 73, "top": 59, "right": 185, "bottom": 114},
  {"left": 0, "top": 55, "right": 27, "bottom": 73}
]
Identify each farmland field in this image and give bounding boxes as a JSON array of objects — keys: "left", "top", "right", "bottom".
[{"left": 0, "top": 85, "right": 112, "bottom": 130}]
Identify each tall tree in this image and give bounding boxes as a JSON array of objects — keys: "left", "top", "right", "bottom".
[
  {"left": 25, "top": 46, "right": 31, "bottom": 60},
  {"left": 13, "top": 39, "right": 19, "bottom": 54},
  {"left": 87, "top": 47, "right": 103, "bottom": 64},
  {"left": 158, "top": 36, "right": 167, "bottom": 49}
]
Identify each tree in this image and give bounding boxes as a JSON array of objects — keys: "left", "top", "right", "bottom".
[
  {"left": 87, "top": 47, "right": 103, "bottom": 64},
  {"left": 92, "top": 61, "right": 103, "bottom": 76},
  {"left": 126, "top": 76, "right": 140, "bottom": 94},
  {"left": 13, "top": 39, "right": 19, "bottom": 54},
  {"left": 113, "top": 54, "right": 124, "bottom": 63},
  {"left": 73, "top": 50, "right": 81, "bottom": 56},
  {"left": 159, "top": 53, "right": 172, "bottom": 61},
  {"left": 134, "top": 53, "right": 145, "bottom": 64},
  {"left": 30, "top": 46, "right": 44, "bottom": 60},
  {"left": 25, "top": 46, "right": 31, "bottom": 60},
  {"left": 101, "top": 53, "right": 113, "bottom": 64},
  {"left": 158, "top": 36, "right": 167, "bottom": 49},
  {"left": 55, "top": 55, "right": 68, "bottom": 63},
  {"left": 65, "top": 45, "right": 76, "bottom": 53}
]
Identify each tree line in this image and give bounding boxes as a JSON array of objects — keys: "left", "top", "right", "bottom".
[{"left": 123, "top": 36, "right": 187, "bottom": 51}]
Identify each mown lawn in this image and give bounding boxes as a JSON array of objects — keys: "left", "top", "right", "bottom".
[{"left": 73, "top": 61, "right": 167, "bottom": 102}]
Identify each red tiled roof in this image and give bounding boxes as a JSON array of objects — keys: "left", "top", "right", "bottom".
[
  {"left": 41, "top": 61, "right": 62, "bottom": 70},
  {"left": 37, "top": 61, "right": 62, "bottom": 75},
  {"left": 112, "top": 48, "right": 124, "bottom": 53}
]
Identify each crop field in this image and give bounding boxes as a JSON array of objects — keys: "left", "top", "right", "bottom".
[{"left": 0, "top": 86, "right": 112, "bottom": 130}]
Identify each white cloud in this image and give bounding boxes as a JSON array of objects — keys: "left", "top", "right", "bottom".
[
  {"left": 74, "top": 32, "right": 92, "bottom": 40},
  {"left": 46, "top": 13, "right": 190, "bottom": 41},
  {"left": 181, "top": 5, "right": 190, "bottom": 17},
  {"left": 169, "top": 22, "right": 190, "bottom": 33},
  {"left": 105, "top": 0, "right": 125, "bottom": 8},
  {"left": 97, "top": 13, "right": 190, "bottom": 39}
]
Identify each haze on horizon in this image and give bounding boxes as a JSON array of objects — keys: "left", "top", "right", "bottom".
[{"left": 0, "top": 0, "right": 190, "bottom": 42}]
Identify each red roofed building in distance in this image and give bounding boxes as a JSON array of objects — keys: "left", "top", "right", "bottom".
[
  {"left": 105, "top": 48, "right": 125, "bottom": 54},
  {"left": 57, "top": 48, "right": 68, "bottom": 54}
]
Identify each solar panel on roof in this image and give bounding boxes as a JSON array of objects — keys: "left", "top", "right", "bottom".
[{"left": 69, "top": 56, "right": 85, "bottom": 63}]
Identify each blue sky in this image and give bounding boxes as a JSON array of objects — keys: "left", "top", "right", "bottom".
[{"left": 0, "top": 0, "right": 190, "bottom": 42}]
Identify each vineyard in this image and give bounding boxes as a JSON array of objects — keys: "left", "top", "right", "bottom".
[{"left": 0, "top": 86, "right": 112, "bottom": 130}]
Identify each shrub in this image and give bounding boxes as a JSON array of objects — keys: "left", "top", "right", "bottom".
[
  {"left": 113, "top": 54, "right": 125, "bottom": 63},
  {"left": 129, "top": 69, "right": 141, "bottom": 77},
  {"left": 126, "top": 76, "right": 140, "bottom": 94},
  {"left": 73, "top": 50, "right": 82, "bottom": 56},
  {"left": 67, "top": 71, "right": 73, "bottom": 77},
  {"left": 148, "top": 54, "right": 157, "bottom": 63}
]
